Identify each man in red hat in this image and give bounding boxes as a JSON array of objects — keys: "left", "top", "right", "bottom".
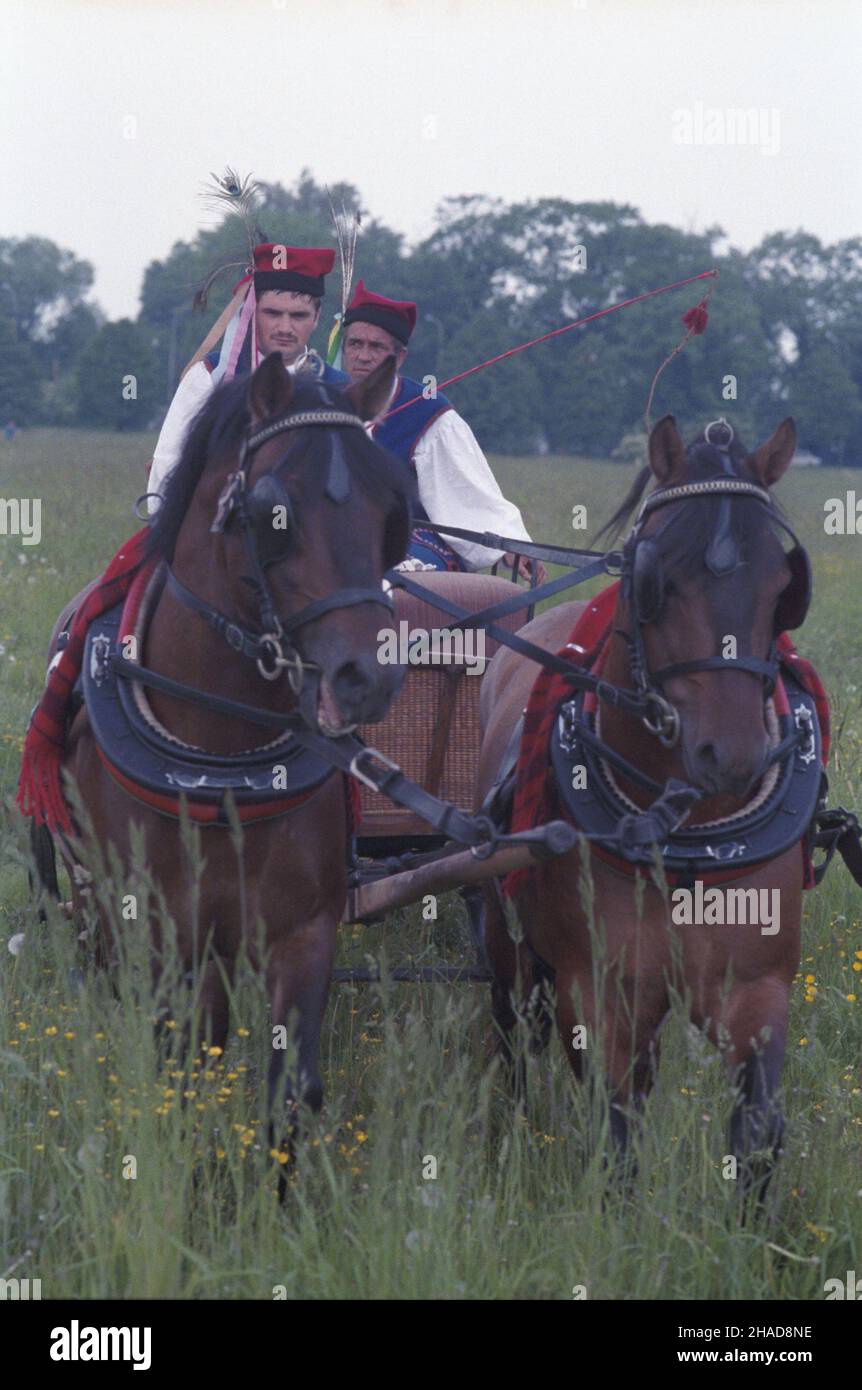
[
  {"left": 148, "top": 244, "right": 347, "bottom": 512},
  {"left": 341, "top": 281, "right": 543, "bottom": 579}
]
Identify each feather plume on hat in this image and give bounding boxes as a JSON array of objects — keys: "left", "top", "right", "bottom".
[
  {"left": 326, "top": 188, "right": 361, "bottom": 367},
  {"left": 182, "top": 167, "right": 263, "bottom": 380},
  {"left": 193, "top": 167, "right": 265, "bottom": 310}
]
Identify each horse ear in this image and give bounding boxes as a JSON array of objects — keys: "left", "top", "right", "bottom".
[
  {"left": 746, "top": 418, "right": 796, "bottom": 488},
  {"left": 248, "top": 352, "right": 294, "bottom": 424},
  {"left": 648, "top": 415, "right": 687, "bottom": 485},
  {"left": 344, "top": 355, "right": 398, "bottom": 422}
]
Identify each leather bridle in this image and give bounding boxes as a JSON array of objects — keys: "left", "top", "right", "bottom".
[
  {"left": 166, "top": 402, "right": 396, "bottom": 691},
  {"left": 619, "top": 471, "right": 808, "bottom": 748}
]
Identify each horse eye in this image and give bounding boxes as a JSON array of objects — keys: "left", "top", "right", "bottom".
[{"left": 247, "top": 478, "right": 296, "bottom": 564}]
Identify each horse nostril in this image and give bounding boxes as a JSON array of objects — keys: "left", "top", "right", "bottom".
[
  {"left": 694, "top": 741, "right": 720, "bottom": 771},
  {"left": 332, "top": 661, "right": 372, "bottom": 699}
]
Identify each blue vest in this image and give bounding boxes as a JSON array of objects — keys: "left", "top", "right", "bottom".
[
  {"left": 372, "top": 377, "right": 452, "bottom": 521},
  {"left": 204, "top": 347, "right": 348, "bottom": 389}
]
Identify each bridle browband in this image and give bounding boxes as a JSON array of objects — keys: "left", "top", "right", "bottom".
[{"left": 166, "top": 399, "right": 394, "bottom": 693}]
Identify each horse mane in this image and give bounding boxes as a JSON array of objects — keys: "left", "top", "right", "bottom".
[{"left": 146, "top": 374, "right": 413, "bottom": 564}]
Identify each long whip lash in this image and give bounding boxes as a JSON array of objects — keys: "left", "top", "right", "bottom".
[{"left": 382, "top": 268, "right": 719, "bottom": 423}]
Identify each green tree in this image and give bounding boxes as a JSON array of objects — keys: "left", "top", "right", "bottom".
[
  {"left": 128, "top": 181, "right": 862, "bottom": 459},
  {"left": 0, "top": 236, "right": 94, "bottom": 341},
  {"left": 0, "top": 314, "right": 38, "bottom": 423},
  {"left": 443, "top": 307, "right": 543, "bottom": 454},
  {"left": 790, "top": 343, "right": 862, "bottom": 464},
  {"left": 75, "top": 320, "right": 160, "bottom": 430}
]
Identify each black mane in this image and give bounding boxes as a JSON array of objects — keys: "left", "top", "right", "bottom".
[{"left": 146, "top": 374, "right": 413, "bottom": 563}]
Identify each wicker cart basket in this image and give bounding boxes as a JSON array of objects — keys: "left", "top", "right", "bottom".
[{"left": 355, "top": 572, "right": 530, "bottom": 837}]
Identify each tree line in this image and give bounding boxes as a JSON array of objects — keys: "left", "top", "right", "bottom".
[{"left": 2, "top": 171, "right": 860, "bottom": 463}]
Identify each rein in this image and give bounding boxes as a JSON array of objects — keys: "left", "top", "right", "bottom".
[
  {"left": 391, "top": 471, "right": 815, "bottom": 849},
  {"left": 124, "top": 414, "right": 827, "bottom": 868}
]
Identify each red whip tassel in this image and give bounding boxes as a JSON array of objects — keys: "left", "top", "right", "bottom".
[{"left": 681, "top": 299, "right": 709, "bottom": 335}]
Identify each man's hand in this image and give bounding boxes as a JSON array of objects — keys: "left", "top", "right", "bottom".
[
  {"left": 394, "top": 557, "right": 436, "bottom": 573},
  {"left": 503, "top": 551, "right": 547, "bottom": 585}
]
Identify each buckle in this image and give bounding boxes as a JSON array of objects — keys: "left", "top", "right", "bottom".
[
  {"left": 793, "top": 703, "right": 817, "bottom": 765},
  {"left": 703, "top": 840, "right": 748, "bottom": 861},
  {"left": 283, "top": 648, "right": 306, "bottom": 696},
  {"left": 211, "top": 471, "right": 245, "bottom": 533},
  {"left": 558, "top": 700, "right": 580, "bottom": 754},
  {"left": 642, "top": 693, "right": 681, "bottom": 748},
  {"left": 349, "top": 746, "right": 400, "bottom": 792},
  {"left": 256, "top": 633, "right": 286, "bottom": 682},
  {"left": 225, "top": 623, "right": 245, "bottom": 653}
]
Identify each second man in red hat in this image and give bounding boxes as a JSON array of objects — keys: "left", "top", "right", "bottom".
[{"left": 341, "top": 281, "right": 544, "bottom": 580}]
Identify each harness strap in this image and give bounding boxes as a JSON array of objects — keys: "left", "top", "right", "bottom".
[
  {"left": 415, "top": 521, "right": 615, "bottom": 570},
  {"left": 280, "top": 587, "right": 394, "bottom": 635},
  {"left": 110, "top": 655, "right": 304, "bottom": 729},
  {"left": 564, "top": 714, "right": 665, "bottom": 793},
  {"left": 564, "top": 690, "right": 806, "bottom": 799},
  {"left": 391, "top": 570, "right": 655, "bottom": 721},
  {"left": 167, "top": 571, "right": 263, "bottom": 659},
  {"left": 166, "top": 570, "right": 393, "bottom": 654},
  {"left": 617, "top": 780, "right": 702, "bottom": 852},
  {"left": 438, "top": 557, "right": 611, "bottom": 627},
  {"left": 812, "top": 806, "right": 862, "bottom": 887},
  {"left": 651, "top": 654, "right": 780, "bottom": 685},
  {"left": 107, "top": 654, "right": 571, "bottom": 855}
]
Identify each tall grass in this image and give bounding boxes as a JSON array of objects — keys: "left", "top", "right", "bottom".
[{"left": 1, "top": 429, "right": 861, "bottom": 1299}]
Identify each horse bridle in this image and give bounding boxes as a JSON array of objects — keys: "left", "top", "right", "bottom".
[
  {"left": 166, "top": 398, "right": 396, "bottom": 692},
  {"left": 619, "top": 428, "right": 812, "bottom": 747}
]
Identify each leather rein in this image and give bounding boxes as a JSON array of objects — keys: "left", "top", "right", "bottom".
[{"left": 113, "top": 453, "right": 807, "bottom": 860}]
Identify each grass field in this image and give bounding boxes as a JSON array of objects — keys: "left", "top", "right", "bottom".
[{"left": 1, "top": 427, "right": 862, "bottom": 1300}]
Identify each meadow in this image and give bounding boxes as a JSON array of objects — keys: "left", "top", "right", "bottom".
[{"left": 1, "top": 427, "right": 861, "bottom": 1300}]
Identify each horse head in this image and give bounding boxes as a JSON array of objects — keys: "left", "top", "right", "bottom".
[
  {"left": 622, "top": 414, "right": 805, "bottom": 797},
  {"left": 161, "top": 352, "right": 412, "bottom": 733}
]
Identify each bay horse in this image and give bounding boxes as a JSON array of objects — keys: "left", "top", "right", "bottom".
[
  {"left": 478, "top": 415, "right": 813, "bottom": 1195},
  {"left": 59, "top": 352, "right": 411, "bottom": 1134}
]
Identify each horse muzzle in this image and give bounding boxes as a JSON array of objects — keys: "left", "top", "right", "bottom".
[{"left": 302, "top": 655, "right": 405, "bottom": 735}]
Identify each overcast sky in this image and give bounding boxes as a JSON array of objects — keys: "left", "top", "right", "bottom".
[{"left": 3, "top": 0, "right": 859, "bottom": 320}]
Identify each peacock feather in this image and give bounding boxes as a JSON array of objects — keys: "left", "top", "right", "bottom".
[
  {"left": 194, "top": 167, "right": 264, "bottom": 309},
  {"left": 201, "top": 167, "right": 262, "bottom": 264}
]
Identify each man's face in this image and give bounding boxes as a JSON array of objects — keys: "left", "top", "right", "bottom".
[
  {"left": 255, "top": 290, "right": 320, "bottom": 361},
  {"left": 343, "top": 323, "right": 406, "bottom": 382}
]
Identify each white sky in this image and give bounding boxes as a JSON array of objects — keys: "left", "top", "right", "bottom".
[{"left": 2, "top": 0, "right": 860, "bottom": 320}]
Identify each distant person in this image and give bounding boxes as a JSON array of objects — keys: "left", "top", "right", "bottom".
[
  {"left": 341, "top": 281, "right": 545, "bottom": 580},
  {"left": 3, "top": 419, "right": 18, "bottom": 441}
]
